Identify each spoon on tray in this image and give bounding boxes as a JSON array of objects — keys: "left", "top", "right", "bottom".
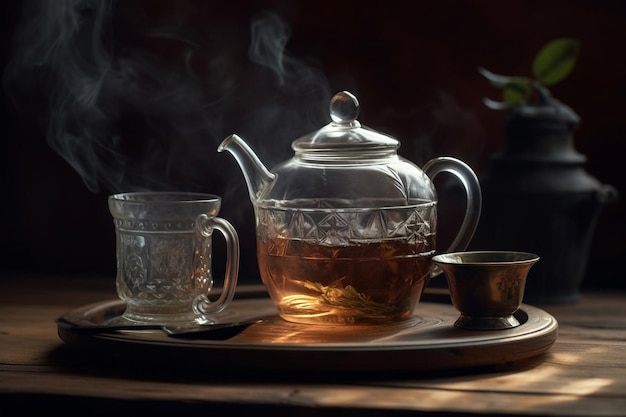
[{"left": 56, "top": 317, "right": 265, "bottom": 340}]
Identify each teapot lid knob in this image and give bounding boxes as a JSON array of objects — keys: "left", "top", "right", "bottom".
[
  {"left": 330, "top": 91, "right": 360, "bottom": 123},
  {"left": 292, "top": 90, "right": 398, "bottom": 154}
]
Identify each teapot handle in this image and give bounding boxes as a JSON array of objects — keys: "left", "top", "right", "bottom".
[{"left": 423, "top": 156, "right": 482, "bottom": 256}]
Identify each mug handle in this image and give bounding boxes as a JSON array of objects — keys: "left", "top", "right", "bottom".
[
  {"left": 193, "top": 214, "right": 240, "bottom": 315},
  {"left": 423, "top": 157, "right": 482, "bottom": 273}
]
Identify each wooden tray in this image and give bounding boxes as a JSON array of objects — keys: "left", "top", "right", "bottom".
[{"left": 57, "top": 289, "right": 558, "bottom": 374}]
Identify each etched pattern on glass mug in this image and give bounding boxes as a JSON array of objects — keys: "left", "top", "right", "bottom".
[{"left": 117, "top": 230, "right": 211, "bottom": 309}]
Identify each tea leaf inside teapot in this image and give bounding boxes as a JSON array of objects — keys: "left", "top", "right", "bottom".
[{"left": 278, "top": 280, "right": 400, "bottom": 324}]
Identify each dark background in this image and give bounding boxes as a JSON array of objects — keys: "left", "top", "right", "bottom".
[{"left": 1, "top": 0, "right": 624, "bottom": 289}]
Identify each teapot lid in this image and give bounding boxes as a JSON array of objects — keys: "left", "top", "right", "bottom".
[{"left": 292, "top": 91, "right": 399, "bottom": 160}]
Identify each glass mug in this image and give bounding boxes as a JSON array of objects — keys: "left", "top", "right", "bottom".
[{"left": 108, "top": 192, "right": 239, "bottom": 325}]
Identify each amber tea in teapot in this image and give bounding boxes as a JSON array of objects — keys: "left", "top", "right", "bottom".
[{"left": 258, "top": 238, "right": 434, "bottom": 325}]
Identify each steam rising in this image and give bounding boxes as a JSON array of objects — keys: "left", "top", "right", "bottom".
[{"left": 4, "top": 0, "right": 331, "bottom": 196}]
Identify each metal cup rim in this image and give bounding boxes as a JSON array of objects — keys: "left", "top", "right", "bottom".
[{"left": 432, "top": 250, "right": 540, "bottom": 266}]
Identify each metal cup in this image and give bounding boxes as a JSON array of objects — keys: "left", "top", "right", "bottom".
[
  {"left": 108, "top": 192, "right": 240, "bottom": 325},
  {"left": 432, "top": 251, "right": 539, "bottom": 330}
]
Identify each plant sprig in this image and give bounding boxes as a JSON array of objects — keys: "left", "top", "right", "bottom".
[{"left": 480, "top": 38, "right": 580, "bottom": 110}]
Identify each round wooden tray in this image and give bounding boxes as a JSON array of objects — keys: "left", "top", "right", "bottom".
[{"left": 57, "top": 290, "right": 558, "bottom": 374}]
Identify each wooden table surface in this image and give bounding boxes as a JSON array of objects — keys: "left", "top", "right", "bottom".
[{"left": 1, "top": 273, "right": 625, "bottom": 416}]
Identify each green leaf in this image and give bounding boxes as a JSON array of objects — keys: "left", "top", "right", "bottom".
[
  {"left": 532, "top": 38, "right": 580, "bottom": 86},
  {"left": 503, "top": 80, "right": 532, "bottom": 106}
]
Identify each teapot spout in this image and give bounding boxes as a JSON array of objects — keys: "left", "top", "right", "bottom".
[{"left": 218, "top": 134, "right": 276, "bottom": 203}]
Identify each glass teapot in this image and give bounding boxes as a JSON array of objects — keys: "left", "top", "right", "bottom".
[{"left": 219, "top": 91, "right": 481, "bottom": 325}]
